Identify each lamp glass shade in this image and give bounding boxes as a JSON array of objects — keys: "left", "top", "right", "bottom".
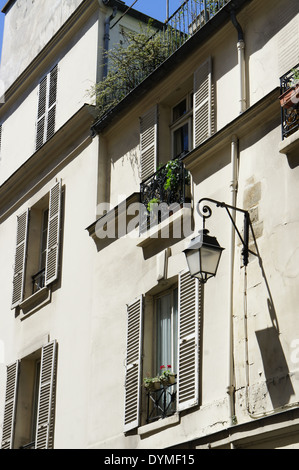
[
  {"left": 184, "top": 230, "right": 224, "bottom": 282},
  {"left": 200, "top": 245, "right": 223, "bottom": 276}
]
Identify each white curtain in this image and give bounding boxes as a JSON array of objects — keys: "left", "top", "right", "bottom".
[{"left": 156, "top": 288, "right": 178, "bottom": 376}]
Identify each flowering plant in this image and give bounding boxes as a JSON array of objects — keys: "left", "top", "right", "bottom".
[
  {"left": 159, "top": 365, "right": 176, "bottom": 383},
  {"left": 143, "top": 365, "right": 176, "bottom": 390}
]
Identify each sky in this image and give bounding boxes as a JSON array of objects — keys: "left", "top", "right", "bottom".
[{"left": 0, "top": 0, "right": 184, "bottom": 62}]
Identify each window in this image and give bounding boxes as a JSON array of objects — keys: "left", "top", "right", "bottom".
[
  {"left": 124, "top": 271, "right": 202, "bottom": 432},
  {"left": 171, "top": 95, "right": 193, "bottom": 159},
  {"left": 36, "top": 64, "right": 58, "bottom": 151},
  {"left": 1, "top": 341, "right": 57, "bottom": 449},
  {"left": 11, "top": 180, "right": 62, "bottom": 309},
  {"left": 155, "top": 287, "right": 178, "bottom": 376},
  {"left": 139, "top": 56, "right": 213, "bottom": 181}
]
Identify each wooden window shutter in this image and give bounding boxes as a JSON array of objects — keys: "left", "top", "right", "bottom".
[
  {"left": 193, "top": 57, "right": 214, "bottom": 148},
  {"left": 140, "top": 105, "right": 158, "bottom": 181},
  {"left": 36, "top": 75, "right": 47, "bottom": 150},
  {"left": 45, "top": 180, "right": 62, "bottom": 286},
  {"left": 1, "top": 361, "right": 20, "bottom": 449},
  {"left": 177, "top": 270, "right": 201, "bottom": 412},
  {"left": 35, "top": 341, "right": 57, "bottom": 449},
  {"left": 11, "top": 209, "right": 29, "bottom": 309},
  {"left": 124, "top": 296, "right": 143, "bottom": 433},
  {"left": 36, "top": 65, "right": 58, "bottom": 150},
  {"left": 46, "top": 65, "right": 58, "bottom": 141}
]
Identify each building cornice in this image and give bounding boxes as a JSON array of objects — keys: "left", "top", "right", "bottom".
[
  {"left": 183, "top": 87, "right": 281, "bottom": 172},
  {"left": 0, "top": 104, "right": 97, "bottom": 222},
  {"left": 0, "top": 0, "right": 99, "bottom": 119},
  {"left": 91, "top": 0, "right": 253, "bottom": 135}
]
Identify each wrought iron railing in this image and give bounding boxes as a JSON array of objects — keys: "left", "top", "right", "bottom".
[
  {"left": 99, "top": 0, "right": 229, "bottom": 119},
  {"left": 32, "top": 268, "right": 45, "bottom": 294},
  {"left": 280, "top": 64, "right": 299, "bottom": 139},
  {"left": 146, "top": 383, "right": 177, "bottom": 423},
  {"left": 140, "top": 159, "right": 191, "bottom": 233},
  {"left": 20, "top": 441, "right": 35, "bottom": 449}
]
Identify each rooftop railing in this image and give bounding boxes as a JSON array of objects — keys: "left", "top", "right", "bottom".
[{"left": 96, "top": 1, "right": 230, "bottom": 121}]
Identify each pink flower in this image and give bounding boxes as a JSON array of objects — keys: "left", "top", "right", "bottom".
[
  {"left": 167, "top": 365, "right": 171, "bottom": 369},
  {"left": 160, "top": 365, "right": 165, "bottom": 370}
]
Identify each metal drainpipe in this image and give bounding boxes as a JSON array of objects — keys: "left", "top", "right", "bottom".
[
  {"left": 226, "top": 10, "right": 245, "bottom": 431},
  {"left": 227, "top": 135, "right": 239, "bottom": 427},
  {"left": 103, "top": 6, "right": 117, "bottom": 79},
  {"left": 230, "top": 10, "right": 246, "bottom": 113}
]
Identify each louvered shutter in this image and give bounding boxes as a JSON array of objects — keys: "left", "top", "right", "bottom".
[
  {"left": 124, "top": 296, "right": 143, "bottom": 433},
  {"left": 140, "top": 105, "right": 158, "bottom": 181},
  {"left": 193, "top": 57, "right": 213, "bottom": 148},
  {"left": 36, "top": 65, "right": 57, "bottom": 150},
  {"left": 46, "top": 65, "right": 57, "bottom": 141},
  {"left": 11, "top": 209, "right": 29, "bottom": 309},
  {"left": 45, "top": 180, "right": 62, "bottom": 286},
  {"left": 177, "top": 270, "right": 201, "bottom": 412},
  {"left": 35, "top": 341, "right": 57, "bottom": 449},
  {"left": 36, "top": 75, "right": 47, "bottom": 150},
  {"left": 1, "top": 361, "right": 19, "bottom": 449}
]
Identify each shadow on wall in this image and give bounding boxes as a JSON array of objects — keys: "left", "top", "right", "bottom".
[{"left": 256, "top": 327, "right": 295, "bottom": 409}]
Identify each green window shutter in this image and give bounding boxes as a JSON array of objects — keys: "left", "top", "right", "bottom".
[
  {"left": 1, "top": 361, "right": 20, "bottom": 449},
  {"left": 177, "top": 270, "right": 201, "bottom": 412},
  {"left": 140, "top": 105, "right": 158, "bottom": 181},
  {"left": 35, "top": 341, "right": 57, "bottom": 449},
  {"left": 45, "top": 180, "right": 62, "bottom": 286},
  {"left": 193, "top": 57, "right": 214, "bottom": 148},
  {"left": 11, "top": 209, "right": 29, "bottom": 309},
  {"left": 124, "top": 296, "right": 143, "bottom": 433}
]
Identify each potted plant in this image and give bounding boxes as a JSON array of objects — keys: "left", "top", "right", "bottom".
[
  {"left": 279, "top": 68, "right": 299, "bottom": 109},
  {"left": 143, "top": 375, "right": 161, "bottom": 391},
  {"left": 147, "top": 197, "right": 160, "bottom": 213},
  {"left": 159, "top": 365, "right": 176, "bottom": 386}
]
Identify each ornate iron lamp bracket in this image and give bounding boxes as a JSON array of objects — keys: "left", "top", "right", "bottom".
[{"left": 197, "top": 197, "right": 258, "bottom": 267}]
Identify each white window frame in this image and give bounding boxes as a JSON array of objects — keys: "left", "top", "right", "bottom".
[
  {"left": 154, "top": 286, "right": 178, "bottom": 377},
  {"left": 170, "top": 93, "right": 193, "bottom": 159}
]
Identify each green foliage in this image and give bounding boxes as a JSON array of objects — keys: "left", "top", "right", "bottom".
[
  {"left": 90, "top": 21, "right": 181, "bottom": 119},
  {"left": 147, "top": 197, "right": 160, "bottom": 213}
]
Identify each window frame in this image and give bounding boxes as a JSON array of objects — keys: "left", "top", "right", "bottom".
[
  {"left": 170, "top": 93, "right": 193, "bottom": 159},
  {"left": 154, "top": 286, "right": 178, "bottom": 377}
]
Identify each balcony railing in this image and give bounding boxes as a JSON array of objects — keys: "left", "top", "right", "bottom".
[
  {"left": 280, "top": 64, "right": 299, "bottom": 139},
  {"left": 20, "top": 441, "right": 35, "bottom": 449},
  {"left": 32, "top": 268, "right": 45, "bottom": 294},
  {"left": 146, "top": 382, "right": 177, "bottom": 424},
  {"left": 140, "top": 159, "right": 191, "bottom": 233},
  {"left": 97, "top": 1, "right": 229, "bottom": 121}
]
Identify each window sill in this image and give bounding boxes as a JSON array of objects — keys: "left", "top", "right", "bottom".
[
  {"left": 137, "top": 206, "right": 192, "bottom": 249},
  {"left": 20, "top": 287, "right": 51, "bottom": 318},
  {"left": 279, "top": 129, "right": 299, "bottom": 156},
  {"left": 138, "top": 413, "right": 180, "bottom": 437}
]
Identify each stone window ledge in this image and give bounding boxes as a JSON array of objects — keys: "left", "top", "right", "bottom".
[
  {"left": 138, "top": 413, "right": 180, "bottom": 437},
  {"left": 20, "top": 287, "right": 51, "bottom": 318},
  {"left": 279, "top": 129, "right": 299, "bottom": 156}
]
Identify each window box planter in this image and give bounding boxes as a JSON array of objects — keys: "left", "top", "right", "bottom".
[{"left": 279, "top": 84, "right": 299, "bottom": 109}]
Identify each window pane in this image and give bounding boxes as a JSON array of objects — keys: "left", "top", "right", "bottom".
[
  {"left": 156, "top": 294, "right": 171, "bottom": 375},
  {"left": 173, "top": 99, "right": 187, "bottom": 122},
  {"left": 174, "top": 123, "right": 189, "bottom": 157}
]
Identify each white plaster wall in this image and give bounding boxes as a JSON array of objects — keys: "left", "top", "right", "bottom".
[{"left": 0, "top": 0, "right": 84, "bottom": 91}]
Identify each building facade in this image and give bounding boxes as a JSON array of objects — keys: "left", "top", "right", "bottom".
[{"left": 0, "top": 0, "right": 299, "bottom": 450}]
